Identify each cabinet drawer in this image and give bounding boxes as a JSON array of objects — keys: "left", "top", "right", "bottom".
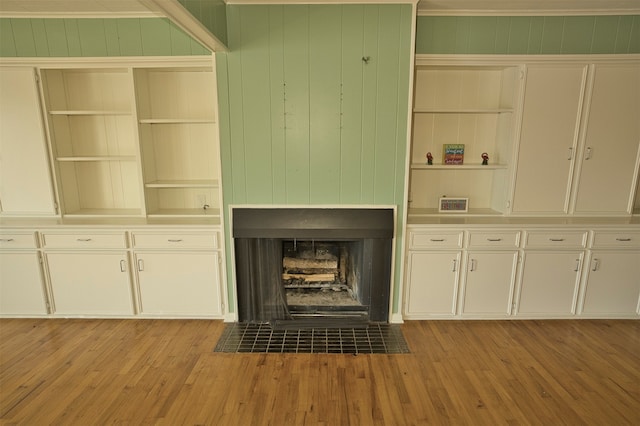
[
  {"left": 410, "top": 231, "right": 463, "bottom": 249},
  {"left": 467, "top": 231, "right": 520, "bottom": 248},
  {"left": 591, "top": 231, "right": 640, "bottom": 249},
  {"left": 524, "top": 231, "right": 588, "bottom": 248},
  {"left": 41, "top": 232, "right": 127, "bottom": 248},
  {"left": 131, "top": 232, "right": 218, "bottom": 249},
  {"left": 0, "top": 233, "right": 37, "bottom": 249}
]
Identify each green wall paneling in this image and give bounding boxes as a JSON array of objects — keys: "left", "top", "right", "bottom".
[
  {"left": 217, "top": 4, "right": 413, "bottom": 316},
  {"left": 178, "top": 0, "right": 228, "bottom": 46},
  {"left": 0, "top": 18, "right": 210, "bottom": 57},
  {"left": 416, "top": 15, "right": 640, "bottom": 54}
]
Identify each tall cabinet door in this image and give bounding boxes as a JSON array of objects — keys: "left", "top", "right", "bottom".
[
  {"left": 511, "top": 65, "right": 587, "bottom": 214},
  {"left": 0, "top": 67, "right": 56, "bottom": 215},
  {"left": 572, "top": 64, "right": 640, "bottom": 215}
]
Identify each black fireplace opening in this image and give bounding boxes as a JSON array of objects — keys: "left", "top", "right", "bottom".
[{"left": 233, "top": 208, "right": 394, "bottom": 326}]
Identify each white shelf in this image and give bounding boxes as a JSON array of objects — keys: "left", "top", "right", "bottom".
[
  {"left": 413, "top": 108, "right": 513, "bottom": 114},
  {"left": 408, "top": 208, "right": 504, "bottom": 217},
  {"left": 56, "top": 156, "right": 137, "bottom": 162},
  {"left": 411, "top": 163, "right": 508, "bottom": 170},
  {"left": 49, "top": 110, "right": 131, "bottom": 116},
  {"left": 146, "top": 208, "right": 220, "bottom": 218},
  {"left": 63, "top": 208, "right": 143, "bottom": 217},
  {"left": 139, "top": 118, "right": 215, "bottom": 124},
  {"left": 145, "top": 180, "right": 219, "bottom": 188},
  {"left": 409, "top": 63, "right": 520, "bottom": 216}
]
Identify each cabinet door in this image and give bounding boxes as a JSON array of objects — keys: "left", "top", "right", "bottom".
[
  {"left": 0, "top": 252, "right": 48, "bottom": 314},
  {"left": 572, "top": 64, "right": 640, "bottom": 215},
  {"left": 581, "top": 251, "right": 640, "bottom": 315},
  {"left": 135, "top": 252, "right": 221, "bottom": 316},
  {"left": 405, "top": 251, "right": 460, "bottom": 317},
  {"left": 461, "top": 251, "right": 518, "bottom": 315},
  {"left": 0, "top": 67, "right": 56, "bottom": 215},
  {"left": 517, "top": 251, "right": 583, "bottom": 315},
  {"left": 46, "top": 252, "right": 133, "bottom": 315},
  {"left": 511, "top": 65, "right": 587, "bottom": 214}
]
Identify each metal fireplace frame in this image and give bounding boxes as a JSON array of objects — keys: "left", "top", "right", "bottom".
[{"left": 231, "top": 207, "right": 395, "bottom": 325}]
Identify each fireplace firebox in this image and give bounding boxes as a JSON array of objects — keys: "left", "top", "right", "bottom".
[{"left": 233, "top": 208, "right": 394, "bottom": 326}]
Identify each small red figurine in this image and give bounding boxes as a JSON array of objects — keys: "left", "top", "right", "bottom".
[
  {"left": 481, "top": 152, "right": 489, "bottom": 165},
  {"left": 426, "top": 152, "right": 433, "bottom": 165}
]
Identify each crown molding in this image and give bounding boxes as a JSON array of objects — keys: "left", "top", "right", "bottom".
[{"left": 226, "top": 0, "right": 419, "bottom": 4}]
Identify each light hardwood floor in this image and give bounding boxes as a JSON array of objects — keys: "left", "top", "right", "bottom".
[{"left": 1, "top": 318, "right": 638, "bottom": 425}]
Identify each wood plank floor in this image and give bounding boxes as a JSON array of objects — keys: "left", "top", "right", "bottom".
[{"left": 1, "top": 319, "right": 638, "bottom": 425}]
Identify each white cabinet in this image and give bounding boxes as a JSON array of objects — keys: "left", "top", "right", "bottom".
[
  {"left": 0, "top": 232, "right": 48, "bottom": 315},
  {"left": 571, "top": 64, "right": 640, "bottom": 215},
  {"left": 131, "top": 230, "right": 223, "bottom": 317},
  {"left": 515, "top": 230, "right": 587, "bottom": 316},
  {"left": 46, "top": 251, "right": 133, "bottom": 315},
  {"left": 516, "top": 252, "right": 583, "bottom": 316},
  {"left": 0, "top": 67, "right": 57, "bottom": 216},
  {"left": 460, "top": 251, "right": 518, "bottom": 316},
  {"left": 579, "top": 231, "right": 640, "bottom": 316},
  {"left": 409, "top": 62, "right": 521, "bottom": 217},
  {"left": 511, "top": 64, "right": 587, "bottom": 214},
  {"left": 511, "top": 62, "right": 640, "bottom": 216},
  {"left": 405, "top": 251, "right": 461, "bottom": 317},
  {"left": 135, "top": 252, "right": 221, "bottom": 316},
  {"left": 404, "top": 228, "right": 519, "bottom": 318},
  {"left": 580, "top": 251, "right": 640, "bottom": 316}
]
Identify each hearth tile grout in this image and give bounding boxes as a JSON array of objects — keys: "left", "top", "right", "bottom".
[{"left": 214, "top": 323, "right": 410, "bottom": 354}]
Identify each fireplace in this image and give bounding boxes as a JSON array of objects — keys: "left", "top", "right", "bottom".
[{"left": 232, "top": 208, "right": 394, "bottom": 326}]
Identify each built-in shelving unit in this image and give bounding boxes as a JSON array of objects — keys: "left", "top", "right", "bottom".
[
  {"left": 39, "top": 63, "right": 221, "bottom": 219},
  {"left": 408, "top": 63, "right": 522, "bottom": 217},
  {"left": 41, "top": 68, "right": 144, "bottom": 218},
  {"left": 134, "top": 67, "right": 220, "bottom": 218}
]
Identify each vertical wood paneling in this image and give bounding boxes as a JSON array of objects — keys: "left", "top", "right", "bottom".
[
  {"left": 0, "top": 18, "right": 212, "bottom": 57},
  {"left": 240, "top": 6, "right": 274, "bottom": 204},
  {"left": 591, "top": 16, "right": 619, "bottom": 54},
  {"left": 44, "top": 19, "right": 68, "bottom": 57},
  {"left": 104, "top": 20, "right": 121, "bottom": 56},
  {"left": 373, "top": 5, "right": 402, "bottom": 204},
  {"left": 541, "top": 17, "right": 565, "bottom": 54},
  {"left": 360, "top": 6, "right": 380, "bottom": 204},
  {"left": 268, "top": 7, "right": 287, "bottom": 204},
  {"left": 283, "top": 6, "right": 311, "bottom": 204},
  {"left": 9, "top": 20, "right": 34, "bottom": 56},
  {"left": 140, "top": 19, "right": 171, "bottom": 56},
  {"left": 225, "top": 7, "right": 247, "bottom": 204},
  {"left": 77, "top": 20, "right": 108, "bottom": 56},
  {"left": 416, "top": 15, "right": 640, "bottom": 54},
  {"left": 309, "top": 6, "right": 342, "bottom": 204},
  {"left": 217, "top": 4, "right": 413, "bottom": 314},
  {"left": 340, "top": 5, "right": 365, "bottom": 204},
  {"left": 31, "top": 19, "right": 49, "bottom": 56},
  {"left": 215, "top": 53, "right": 233, "bottom": 211},
  {"left": 117, "top": 19, "right": 143, "bottom": 56},
  {"left": 63, "top": 20, "right": 81, "bottom": 56}
]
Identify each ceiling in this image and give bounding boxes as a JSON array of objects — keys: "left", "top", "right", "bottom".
[{"left": 0, "top": 0, "right": 638, "bottom": 17}]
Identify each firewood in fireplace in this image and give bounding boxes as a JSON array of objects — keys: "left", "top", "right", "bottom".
[
  {"left": 282, "top": 257, "right": 338, "bottom": 270},
  {"left": 282, "top": 273, "right": 336, "bottom": 282}
]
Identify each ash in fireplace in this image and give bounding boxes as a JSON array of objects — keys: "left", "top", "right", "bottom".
[{"left": 286, "top": 288, "right": 360, "bottom": 306}]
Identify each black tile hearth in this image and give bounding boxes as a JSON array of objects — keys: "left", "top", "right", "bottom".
[{"left": 214, "top": 323, "right": 410, "bottom": 354}]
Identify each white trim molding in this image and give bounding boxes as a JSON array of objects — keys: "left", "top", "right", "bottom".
[{"left": 417, "top": 0, "right": 640, "bottom": 16}]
